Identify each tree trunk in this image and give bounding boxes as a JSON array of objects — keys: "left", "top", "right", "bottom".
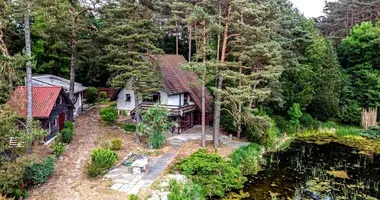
[
  {"left": 201, "top": 19, "right": 207, "bottom": 148},
  {"left": 69, "top": 9, "right": 77, "bottom": 121},
  {"left": 249, "top": 83, "right": 257, "bottom": 109},
  {"left": 24, "top": 9, "right": 33, "bottom": 122},
  {"left": 134, "top": 90, "right": 141, "bottom": 144},
  {"left": 188, "top": 24, "right": 192, "bottom": 62},
  {"left": 237, "top": 60, "right": 242, "bottom": 139},
  {"left": 213, "top": 5, "right": 231, "bottom": 148},
  {"left": 175, "top": 19, "right": 179, "bottom": 55},
  {"left": 216, "top": 3, "right": 221, "bottom": 61},
  {"left": 195, "top": 23, "right": 199, "bottom": 63}
]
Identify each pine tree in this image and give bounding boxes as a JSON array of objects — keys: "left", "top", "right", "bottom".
[{"left": 102, "top": 0, "right": 163, "bottom": 144}]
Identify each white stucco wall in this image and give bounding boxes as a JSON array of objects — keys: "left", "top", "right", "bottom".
[{"left": 116, "top": 88, "right": 136, "bottom": 114}]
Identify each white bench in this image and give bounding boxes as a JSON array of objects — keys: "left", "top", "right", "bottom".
[{"left": 131, "top": 158, "right": 148, "bottom": 175}]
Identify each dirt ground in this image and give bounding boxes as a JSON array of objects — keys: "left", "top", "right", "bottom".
[{"left": 28, "top": 108, "right": 146, "bottom": 200}]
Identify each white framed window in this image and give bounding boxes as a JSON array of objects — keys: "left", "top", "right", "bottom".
[
  {"left": 54, "top": 118, "right": 58, "bottom": 127},
  {"left": 126, "top": 94, "right": 131, "bottom": 102}
]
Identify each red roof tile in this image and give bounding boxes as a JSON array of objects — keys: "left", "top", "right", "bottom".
[
  {"left": 8, "top": 86, "right": 64, "bottom": 118},
  {"left": 156, "top": 55, "right": 212, "bottom": 113}
]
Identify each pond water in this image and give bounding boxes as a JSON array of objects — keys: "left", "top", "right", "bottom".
[{"left": 243, "top": 140, "right": 380, "bottom": 200}]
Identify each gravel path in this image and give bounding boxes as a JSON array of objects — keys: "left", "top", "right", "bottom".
[{"left": 28, "top": 108, "right": 133, "bottom": 200}]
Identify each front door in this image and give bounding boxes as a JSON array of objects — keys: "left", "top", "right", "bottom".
[{"left": 59, "top": 112, "right": 65, "bottom": 131}]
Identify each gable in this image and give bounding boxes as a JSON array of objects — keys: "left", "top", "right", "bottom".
[{"left": 8, "top": 86, "right": 73, "bottom": 119}]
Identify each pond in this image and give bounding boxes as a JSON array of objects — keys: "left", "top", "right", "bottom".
[{"left": 243, "top": 140, "right": 380, "bottom": 200}]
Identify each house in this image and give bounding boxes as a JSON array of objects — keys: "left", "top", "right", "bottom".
[
  {"left": 111, "top": 54, "right": 212, "bottom": 133},
  {"left": 31, "top": 74, "right": 88, "bottom": 117},
  {"left": 8, "top": 86, "right": 74, "bottom": 142}
]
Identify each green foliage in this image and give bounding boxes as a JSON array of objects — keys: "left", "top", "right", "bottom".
[
  {"left": 336, "top": 126, "right": 361, "bottom": 137},
  {"left": 86, "top": 148, "right": 118, "bottom": 177},
  {"left": 61, "top": 128, "right": 73, "bottom": 144},
  {"left": 51, "top": 142, "right": 66, "bottom": 158},
  {"left": 243, "top": 114, "right": 271, "bottom": 144},
  {"left": 138, "top": 104, "right": 171, "bottom": 149},
  {"left": 288, "top": 103, "right": 302, "bottom": 132},
  {"left": 220, "top": 109, "right": 237, "bottom": 134},
  {"left": 0, "top": 156, "right": 33, "bottom": 196},
  {"left": 110, "top": 138, "right": 123, "bottom": 151},
  {"left": 167, "top": 179, "right": 205, "bottom": 200},
  {"left": 231, "top": 143, "right": 265, "bottom": 175},
  {"left": 174, "top": 149, "right": 246, "bottom": 197},
  {"left": 86, "top": 87, "right": 98, "bottom": 104},
  {"left": 300, "top": 114, "right": 321, "bottom": 130},
  {"left": 129, "top": 194, "right": 139, "bottom": 200},
  {"left": 99, "top": 91, "right": 107, "bottom": 99},
  {"left": 124, "top": 123, "right": 136, "bottom": 132},
  {"left": 340, "top": 22, "right": 380, "bottom": 108},
  {"left": 109, "top": 102, "right": 117, "bottom": 107},
  {"left": 273, "top": 115, "right": 292, "bottom": 134},
  {"left": 121, "top": 110, "right": 127, "bottom": 116},
  {"left": 99, "top": 107, "right": 119, "bottom": 123},
  {"left": 24, "top": 156, "right": 55, "bottom": 186},
  {"left": 321, "top": 121, "right": 337, "bottom": 129},
  {"left": 339, "top": 101, "right": 361, "bottom": 125},
  {"left": 360, "top": 126, "right": 380, "bottom": 140},
  {"left": 64, "top": 121, "right": 74, "bottom": 131}
]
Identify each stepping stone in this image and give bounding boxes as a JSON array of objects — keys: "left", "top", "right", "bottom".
[
  {"left": 108, "top": 168, "right": 123, "bottom": 175},
  {"left": 119, "top": 184, "right": 133, "bottom": 193},
  {"left": 120, "top": 174, "right": 134, "bottom": 180},
  {"left": 115, "top": 179, "right": 131, "bottom": 184},
  {"left": 111, "top": 183, "right": 124, "bottom": 191},
  {"left": 128, "top": 185, "right": 141, "bottom": 195}
]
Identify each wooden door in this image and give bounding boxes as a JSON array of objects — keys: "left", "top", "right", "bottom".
[{"left": 59, "top": 112, "right": 65, "bottom": 131}]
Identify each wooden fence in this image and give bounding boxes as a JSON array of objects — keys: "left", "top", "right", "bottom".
[{"left": 361, "top": 108, "right": 377, "bottom": 129}]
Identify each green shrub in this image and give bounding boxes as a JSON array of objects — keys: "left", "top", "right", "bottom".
[
  {"left": 174, "top": 149, "right": 246, "bottom": 197},
  {"left": 86, "top": 148, "right": 118, "bottom": 177},
  {"left": 86, "top": 87, "right": 98, "bottom": 103},
  {"left": 231, "top": 143, "right": 265, "bottom": 175},
  {"left": 99, "top": 107, "right": 119, "bottom": 123},
  {"left": 288, "top": 103, "right": 302, "bottom": 132},
  {"left": 129, "top": 194, "right": 139, "bottom": 200},
  {"left": 52, "top": 142, "right": 66, "bottom": 158},
  {"left": 110, "top": 138, "right": 123, "bottom": 151},
  {"left": 244, "top": 115, "right": 271, "bottom": 144},
  {"left": 121, "top": 110, "right": 127, "bottom": 116},
  {"left": 273, "top": 115, "right": 292, "bottom": 134},
  {"left": 168, "top": 179, "right": 205, "bottom": 200},
  {"left": 360, "top": 126, "right": 380, "bottom": 140},
  {"left": 61, "top": 128, "right": 73, "bottom": 143},
  {"left": 64, "top": 121, "right": 74, "bottom": 131},
  {"left": 137, "top": 104, "right": 172, "bottom": 149},
  {"left": 124, "top": 123, "right": 136, "bottom": 132},
  {"left": 0, "top": 156, "right": 33, "bottom": 196},
  {"left": 220, "top": 109, "right": 237, "bottom": 133},
  {"left": 109, "top": 101, "right": 117, "bottom": 107},
  {"left": 300, "top": 114, "right": 321, "bottom": 130},
  {"left": 321, "top": 121, "right": 337, "bottom": 129},
  {"left": 24, "top": 156, "right": 55, "bottom": 185},
  {"left": 13, "top": 188, "right": 28, "bottom": 199},
  {"left": 99, "top": 91, "right": 107, "bottom": 99},
  {"left": 339, "top": 101, "right": 361, "bottom": 125}
]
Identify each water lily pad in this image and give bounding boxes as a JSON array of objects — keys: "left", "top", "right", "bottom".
[{"left": 327, "top": 170, "right": 349, "bottom": 179}]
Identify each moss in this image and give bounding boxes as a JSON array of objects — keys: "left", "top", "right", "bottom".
[{"left": 297, "top": 134, "right": 380, "bottom": 154}]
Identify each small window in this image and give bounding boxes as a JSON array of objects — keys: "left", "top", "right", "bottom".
[
  {"left": 47, "top": 121, "right": 51, "bottom": 132},
  {"left": 126, "top": 94, "right": 131, "bottom": 102}
]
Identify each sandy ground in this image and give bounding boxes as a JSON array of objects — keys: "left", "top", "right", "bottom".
[{"left": 28, "top": 108, "right": 145, "bottom": 200}]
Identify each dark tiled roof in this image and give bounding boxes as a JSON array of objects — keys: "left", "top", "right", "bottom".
[
  {"left": 156, "top": 55, "right": 211, "bottom": 113},
  {"left": 8, "top": 86, "right": 69, "bottom": 118}
]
